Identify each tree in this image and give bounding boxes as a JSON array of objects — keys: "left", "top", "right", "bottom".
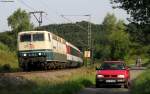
[
  {"left": 93, "top": 13, "right": 116, "bottom": 59},
  {"left": 7, "top": 8, "right": 33, "bottom": 33},
  {"left": 111, "top": 0, "right": 150, "bottom": 45},
  {"left": 110, "top": 20, "right": 130, "bottom": 60},
  {"left": 0, "top": 32, "right": 16, "bottom": 51},
  {"left": 102, "top": 13, "right": 130, "bottom": 60},
  {"left": 103, "top": 13, "right": 117, "bottom": 33},
  {"left": 110, "top": 0, "right": 150, "bottom": 24},
  {"left": 127, "top": 23, "right": 145, "bottom": 43},
  {"left": 109, "top": 30, "right": 130, "bottom": 60}
]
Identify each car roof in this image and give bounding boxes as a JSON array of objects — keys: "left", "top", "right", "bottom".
[{"left": 104, "top": 61, "right": 124, "bottom": 63}]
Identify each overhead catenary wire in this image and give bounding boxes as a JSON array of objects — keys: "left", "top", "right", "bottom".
[
  {"left": 16, "top": 0, "right": 91, "bottom": 36},
  {"left": 38, "top": 0, "right": 89, "bottom": 25},
  {"left": 39, "top": 0, "right": 60, "bottom": 16},
  {"left": 16, "top": 0, "right": 93, "bottom": 64},
  {"left": 0, "top": 0, "right": 14, "bottom": 2},
  {"left": 60, "top": 15, "right": 88, "bottom": 32},
  {"left": 17, "top": 0, "right": 35, "bottom": 11},
  {"left": 41, "top": 1, "right": 93, "bottom": 48},
  {"left": 16, "top": 0, "right": 91, "bottom": 35},
  {"left": 18, "top": 0, "right": 58, "bottom": 26},
  {"left": 19, "top": 0, "right": 91, "bottom": 50},
  {"left": 38, "top": 0, "right": 63, "bottom": 24}
]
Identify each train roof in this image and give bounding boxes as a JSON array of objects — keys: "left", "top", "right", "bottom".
[
  {"left": 19, "top": 31, "right": 81, "bottom": 52},
  {"left": 66, "top": 42, "right": 80, "bottom": 52},
  {"left": 18, "top": 31, "right": 49, "bottom": 35}
]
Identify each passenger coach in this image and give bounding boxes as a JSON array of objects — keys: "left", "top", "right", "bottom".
[{"left": 18, "top": 31, "right": 83, "bottom": 71}]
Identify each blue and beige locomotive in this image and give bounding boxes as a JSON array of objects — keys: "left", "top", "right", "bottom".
[{"left": 18, "top": 31, "right": 83, "bottom": 71}]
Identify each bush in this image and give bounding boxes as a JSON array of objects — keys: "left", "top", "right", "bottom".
[
  {"left": 0, "top": 42, "right": 9, "bottom": 51},
  {"left": 0, "top": 32, "right": 16, "bottom": 51},
  {"left": 2, "top": 64, "right": 11, "bottom": 72},
  {"left": 0, "top": 42, "right": 18, "bottom": 72},
  {"left": 109, "top": 31, "right": 130, "bottom": 60},
  {"left": 131, "top": 69, "right": 150, "bottom": 94}
]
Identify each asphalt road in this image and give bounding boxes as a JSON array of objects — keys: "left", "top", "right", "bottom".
[{"left": 77, "top": 67, "right": 145, "bottom": 94}]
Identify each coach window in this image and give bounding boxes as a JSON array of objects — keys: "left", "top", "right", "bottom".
[
  {"left": 20, "top": 34, "right": 31, "bottom": 42},
  {"left": 62, "top": 39, "right": 66, "bottom": 44},
  {"left": 52, "top": 35, "right": 57, "bottom": 40},
  {"left": 33, "top": 33, "right": 44, "bottom": 41}
]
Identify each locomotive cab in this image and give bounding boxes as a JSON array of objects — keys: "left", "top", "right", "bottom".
[
  {"left": 18, "top": 31, "right": 52, "bottom": 50},
  {"left": 18, "top": 31, "right": 53, "bottom": 70}
]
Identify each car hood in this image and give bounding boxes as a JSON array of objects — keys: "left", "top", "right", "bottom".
[{"left": 96, "top": 70, "right": 127, "bottom": 75}]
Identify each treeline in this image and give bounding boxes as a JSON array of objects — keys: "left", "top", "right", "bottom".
[
  {"left": 39, "top": 21, "right": 102, "bottom": 51},
  {"left": 38, "top": 14, "right": 149, "bottom": 60},
  {"left": 0, "top": 31, "right": 16, "bottom": 51},
  {"left": 0, "top": 9, "right": 149, "bottom": 61},
  {"left": 39, "top": 14, "right": 130, "bottom": 60}
]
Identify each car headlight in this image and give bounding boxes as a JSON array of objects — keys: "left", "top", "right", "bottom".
[
  {"left": 38, "top": 52, "right": 42, "bottom": 56},
  {"left": 97, "top": 75, "right": 104, "bottom": 78},
  {"left": 117, "top": 75, "right": 125, "bottom": 78}
]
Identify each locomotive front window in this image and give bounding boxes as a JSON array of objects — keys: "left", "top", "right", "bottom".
[
  {"left": 20, "top": 34, "right": 31, "bottom": 42},
  {"left": 33, "top": 33, "right": 44, "bottom": 41}
]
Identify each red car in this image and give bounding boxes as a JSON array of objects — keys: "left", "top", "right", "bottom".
[{"left": 96, "top": 61, "right": 130, "bottom": 88}]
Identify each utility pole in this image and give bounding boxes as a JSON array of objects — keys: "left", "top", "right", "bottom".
[
  {"left": 61, "top": 14, "right": 93, "bottom": 65},
  {"left": 86, "top": 15, "right": 93, "bottom": 64},
  {"left": 30, "top": 11, "right": 45, "bottom": 27},
  {"left": 87, "top": 15, "right": 92, "bottom": 51},
  {"left": 61, "top": 15, "right": 92, "bottom": 50}
]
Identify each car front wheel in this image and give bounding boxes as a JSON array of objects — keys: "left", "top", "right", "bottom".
[
  {"left": 96, "top": 82, "right": 99, "bottom": 88},
  {"left": 124, "top": 81, "right": 130, "bottom": 88}
]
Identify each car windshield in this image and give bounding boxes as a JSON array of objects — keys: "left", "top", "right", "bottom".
[
  {"left": 100, "top": 63, "right": 125, "bottom": 70},
  {"left": 33, "top": 33, "right": 44, "bottom": 41},
  {"left": 20, "top": 34, "right": 31, "bottom": 42}
]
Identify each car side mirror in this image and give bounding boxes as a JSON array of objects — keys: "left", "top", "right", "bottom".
[
  {"left": 96, "top": 67, "right": 100, "bottom": 70},
  {"left": 126, "top": 66, "right": 130, "bottom": 70}
]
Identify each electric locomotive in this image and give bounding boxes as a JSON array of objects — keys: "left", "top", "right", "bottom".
[{"left": 18, "top": 31, "right": 83, "bottom": 71}]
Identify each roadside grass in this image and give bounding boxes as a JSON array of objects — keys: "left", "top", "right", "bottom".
[
  {"left": 0, "top": 42, "right": 19, "bottom": 72},
  {"left": 31, "top": 67, "right": 95, "bottom": 94},
  {"left": 125, "top": 55, "right": 149, "bottom": 66},
  {"left": 32, "top": 76, "right": 94, "bottom": 94},
  {"left": 131, "top": 69, "right": 150, "bottom": 94},
  {"left": 0, "top": 67, "right": 95, "bottom": 94}
]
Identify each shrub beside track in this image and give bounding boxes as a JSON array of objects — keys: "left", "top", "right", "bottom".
[{"left": 131, "top": 69, "right": 150, "bottom": 94}]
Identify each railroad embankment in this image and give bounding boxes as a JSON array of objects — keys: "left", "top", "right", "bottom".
[
  {"left": 0, "top": 42, "right": 18, "bottom": 72},
  {"left": 0, "top": 67, "right": 95, "bottom": 94}
]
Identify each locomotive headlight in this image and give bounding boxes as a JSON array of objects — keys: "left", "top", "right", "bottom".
[
  {"left": 117, "top": 75, "right": 125, "bottom": 78},
  {"left": 23, "top": 53, "right": 27, "bottom": 57},
  {"left": 38, "top": 52, "right": 42, "bottom": 56}
]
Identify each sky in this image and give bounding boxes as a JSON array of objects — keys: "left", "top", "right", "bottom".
[{"left": 0, "top": 0, "right": 129, "bottom": 32}]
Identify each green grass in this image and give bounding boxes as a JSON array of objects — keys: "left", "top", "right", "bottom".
[
  {"left": 31, "top": 67, "right": 95, "bottom": 94},
  {"left": 32, "top": 76, "right": 94, "bottom": 94},
  {"left": 0, "top": 67, "right": 95, "bottom": 94},
  {"left": 131, "top": 69, "right": 150, "bottom": 94},
  {"left": 125, "top": 55, "right": 149, "bottom": 66},
  {"left": 0, "top": 42, "right": 18, "bottom": 72}
]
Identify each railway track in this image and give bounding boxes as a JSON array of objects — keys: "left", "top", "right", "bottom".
[{"left": 0, "top": 68, "right": 81, "bottom": 77}]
